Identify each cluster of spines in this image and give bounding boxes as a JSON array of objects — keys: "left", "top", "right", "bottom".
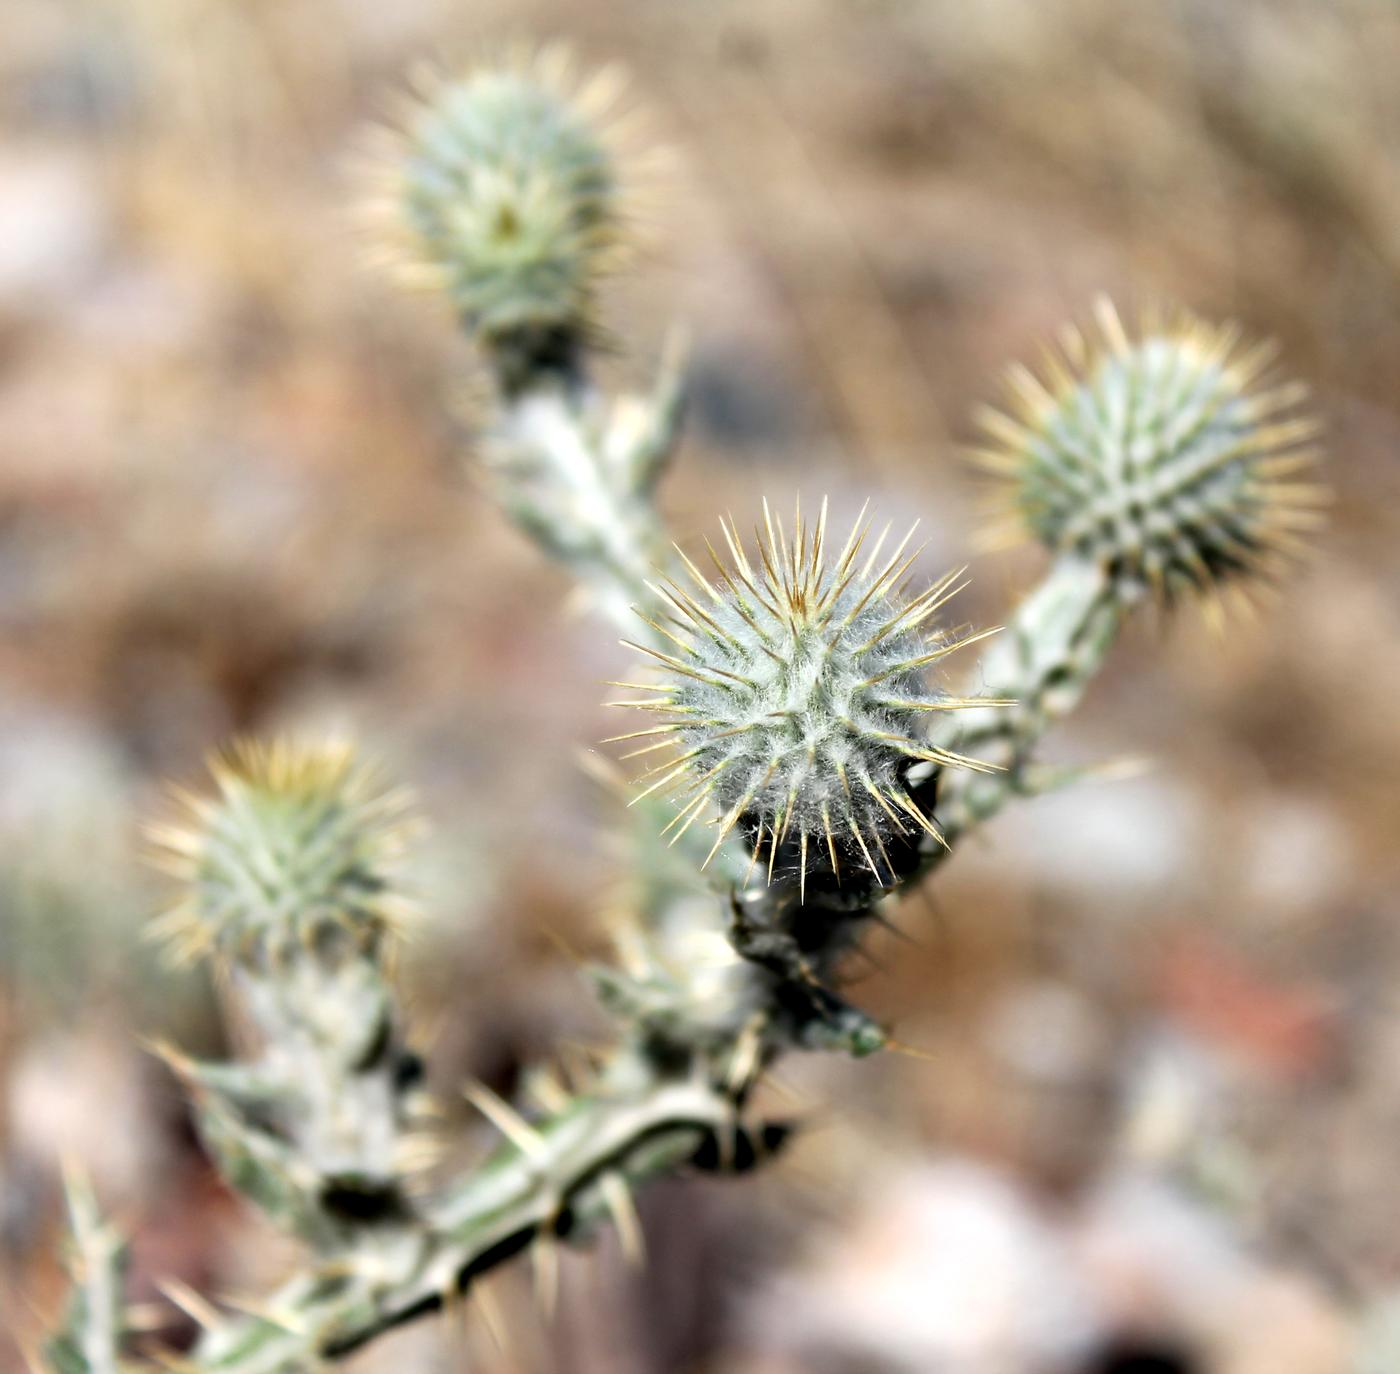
[
  {"left": 608, "top": 499, "right": 1004, "bottom": 897},
  {"left": 147, "top": 739, "right": 414, "bottom": 968},
  {"left": 974, "top": 296, "right": 1326, "bottom": 604},
  {"left": 372, "top": 46, "right": 635, "bottom": 357}
]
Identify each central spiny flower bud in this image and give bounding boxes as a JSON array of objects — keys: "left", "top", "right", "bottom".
[{"left": 610, "top": 500, "right": 1001, "bottom": 893}]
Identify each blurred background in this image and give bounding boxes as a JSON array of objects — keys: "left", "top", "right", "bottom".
[{"left": 2, "top": 0, "right": 1399, "bottom": 1370}]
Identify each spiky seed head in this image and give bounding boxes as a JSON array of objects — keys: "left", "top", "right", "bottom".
[
  {"left": 378, "top": 47, "right": 631, "bottom": 354},
  {"left": 975, "top": 297, "right": 1326, "bottom": 600},
  {"left": 147, "top": 739, "right": 414, "bottom": 969},
  {"left": 609, "top": 499, "right": 1001, "bottom": 892}
]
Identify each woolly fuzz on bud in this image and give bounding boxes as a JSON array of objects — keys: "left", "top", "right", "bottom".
[
  {"left": 609, "top": 499, "right": 1003, "bottom": 896},
  {"left": 147, "top": 739, "right": 414, "bottom": 968},
  {"left": 371, "top": 46, "right": 638, "bottom": 363},
  {"left": 974, "top": 297, "right": 1326, "bottom": 601}
]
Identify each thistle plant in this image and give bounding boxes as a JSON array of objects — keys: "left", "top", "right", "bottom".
[{"left": 43, "top": 48, "right": 1325, "bottom": 1374}]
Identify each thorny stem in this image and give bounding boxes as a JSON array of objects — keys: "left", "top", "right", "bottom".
[
  {"left": 193, "top": 1060, "right": 741, "bottom": 1370},
  {"left": 485, "top": 337, "right": 685, "bottom": 633},
  {"left": 44, "top": 1175, "right": 126, "bottom": 1374},
  {"left": 931, "top": 554, "right": 1124, "bottom": 844}
]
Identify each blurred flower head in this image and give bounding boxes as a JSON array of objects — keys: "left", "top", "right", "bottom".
[{"left": 976, "top": 297, "right": 1327, "bottom": 604}]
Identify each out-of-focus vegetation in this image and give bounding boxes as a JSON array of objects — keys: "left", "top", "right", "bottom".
[{"left": 2, "top": 1, "right": 1398, "bottom": 1370}]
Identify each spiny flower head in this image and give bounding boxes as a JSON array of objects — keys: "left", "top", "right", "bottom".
[
  {"left": 976, "top": 297, "right": 1325, "bottom": 601},
  {"left": 148, "top": 739, "right": 414, "bottom": 968},
  {"left": 382, "top": 47, "right": 631, "bottom": 351},
  {"left": 609, "top": 500, "right": 1001, "bottom": 895}
]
